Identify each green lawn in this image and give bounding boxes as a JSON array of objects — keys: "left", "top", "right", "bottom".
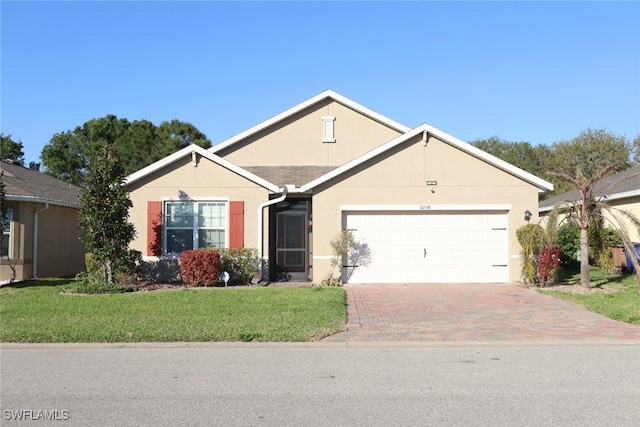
[
  {"left": 0, "top": 279, "right": 347, "bottom": 343},
  {"left": 538, "top": 268, "right": 640, "bottom": 325}
]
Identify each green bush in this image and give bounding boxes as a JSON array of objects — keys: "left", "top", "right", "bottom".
[
  {"left": 557, "top": 218, "right": 621, "bottom": 271},
  {"left": 82, "top": 250, "right": 142, "bottom": 288},
  {"left": 114, "top": 249, "right": 142, "bottom": 286},
  {"left": 216, "top": 248, "right": 258, "bottom": 285},
  {"left": 68, "top": 274, "right": 124, "bottom": 294},
  {"left": 557, "top": 220, "right": 580, "bottom": 265}
]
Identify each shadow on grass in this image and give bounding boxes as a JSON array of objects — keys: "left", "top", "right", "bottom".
[
  {"left": 1, "top": 278, "right": 75, "bottom": 289},
  {"left": 555, "top": 265, "right": 633, "bottom": 288}
]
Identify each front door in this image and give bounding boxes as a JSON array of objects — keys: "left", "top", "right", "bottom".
[{"left": 276, "top": 211, "right": 307, "bottom": 281}]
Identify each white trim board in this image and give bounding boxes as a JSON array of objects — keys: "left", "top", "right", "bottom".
[{"left": 340, "top": 204, "right": 512, "bottom": 212}]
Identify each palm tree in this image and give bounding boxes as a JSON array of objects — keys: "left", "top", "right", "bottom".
[{"left": 550, "top": 165, "right": 640, "bottom": 290}]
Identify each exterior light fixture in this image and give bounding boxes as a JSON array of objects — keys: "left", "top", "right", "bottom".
[{"left": 524, "top": 210, "right": 532, "bottom": 222}]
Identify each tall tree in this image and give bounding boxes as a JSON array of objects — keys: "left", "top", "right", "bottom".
[
  {"left": 157, "top": 120, "right": 211, "bottom": 153},
  {"left": 41, "top": 130, "right": 88, "bottom": 185},
  {"left": 41, "top": 115, "right": 212, "bottom": 185},
  {"left": 545, "top": 128, "right": 632, "bottom": 196},
  {"left": 470, "top": 137, "right": 551, "bottom": 178},
  {"left": 0, "top": 134, "right": 25, "bottom": 166},
  {"left": 78, "top": 142, "right": 136, "bottom": 284},
  {"left": 631, "top": 134, "right": 640, "bottom": 164}
]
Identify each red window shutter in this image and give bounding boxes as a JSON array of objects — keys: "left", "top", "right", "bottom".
[
  {"left": 147, "top": 201, "right": 163, "bottom": 256},
  {"left": 229, "top": 201, "right": 244, "bottom": 248}
]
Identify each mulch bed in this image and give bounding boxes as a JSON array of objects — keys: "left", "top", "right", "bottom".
[{"left": 127, "top": 281, "right": 259, "bottom": 292}]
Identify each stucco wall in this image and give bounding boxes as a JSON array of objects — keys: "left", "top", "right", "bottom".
[
  {"left": 126, "top": 154, "right": 271, "bottom": 257},
  {"left": 36, "top": 204, "right": 85, "bottom": 278},
  {"left": 1, "top": 201, "right": 84, "bottom": 283},
  {"left": 216, "top": 99, "right": 403, "bottom": 167},
  {"left": 604, "top": 196, "right": 640, "bottom": 242},
  {"left": 309, "top": 134, "right": 540, "bottom": 283}
]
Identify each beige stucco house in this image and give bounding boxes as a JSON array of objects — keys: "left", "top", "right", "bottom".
[
  {"left": 125, "top": 90, "right": 553, "bottom": 284},
  {"left": 1, "top": 160, "right": 85, "bottom": 283}
]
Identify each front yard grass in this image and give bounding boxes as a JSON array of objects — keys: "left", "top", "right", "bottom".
[
  {"left": 538, "top": 268, "right": 640, "bottom": 325},
  {"left": 0, "top": 279, "right": 347, "bottom": 343}
]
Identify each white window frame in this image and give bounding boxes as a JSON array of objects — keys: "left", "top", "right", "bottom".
[
  {"left": 163, "top": 200, "right": 228, "bottom": 255},
  {"left": 322, "top": 116, "right": 336, "bottom": 143},
  {"left": 1, "top": 207, "right": 12, "bottom": 258}
]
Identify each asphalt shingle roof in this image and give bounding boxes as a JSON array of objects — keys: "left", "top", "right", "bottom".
[
  {"left": 244, "top": 165, "right": 338, "bottom": 187},
  {"left": 540, "top": 165, "right": 640, "bottom": 209},
  {"left": 1, "top": 160, "right": 81, "bottom": 207}
]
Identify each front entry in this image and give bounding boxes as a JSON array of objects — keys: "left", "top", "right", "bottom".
[{"left": 274, "top": 200, "right": 309, "bottom": 281}]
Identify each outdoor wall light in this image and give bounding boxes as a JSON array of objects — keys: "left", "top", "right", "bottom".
[{"left": 524, "top": 210, "right": 532, "bottom": 222}]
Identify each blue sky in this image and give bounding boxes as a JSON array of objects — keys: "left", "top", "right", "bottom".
[{"left": 2, "top": 1, "right": 639, "bottom": 165}]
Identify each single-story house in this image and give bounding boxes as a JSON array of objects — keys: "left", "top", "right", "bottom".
[
  {"left": 1, "top": 160, "right": 86, "bottom": 283},
  {"left": 539, "top": 165, "right": 640, "bottom": 242},
  {"left": 124, "top": 90, "right": 553, "bottom": 284}
]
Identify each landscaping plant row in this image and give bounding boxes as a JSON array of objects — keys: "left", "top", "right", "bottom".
[{"left": 180, "top": 247, "right": 258, "bottom": 287}]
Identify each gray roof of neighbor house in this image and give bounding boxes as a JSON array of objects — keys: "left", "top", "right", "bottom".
[
  {"left": 539, "top": 165, "right": 640, "bottom": 211},
  {"left": 0, "top": 160, "right": 81, "bottom": 207},
  {"left": 243, "top": 165, "right": 338, "bottom": 187}
]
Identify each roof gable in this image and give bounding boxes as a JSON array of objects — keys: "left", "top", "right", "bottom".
[
  {"left": 209, "top": 90, "right": 411, "bottom": 155},
  {"left": 1, "top": 160, "right": 81, "bottom": 207},
  {"left": 123, "top": 144, "right": 280, "bottom": 192},
  {"left": 300, "top": 124, "right": 554, "bottom": 193}
]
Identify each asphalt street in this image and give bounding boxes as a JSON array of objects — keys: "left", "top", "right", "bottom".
[{"left": 1, "top": 343, "right": 639, "bottom": 426}]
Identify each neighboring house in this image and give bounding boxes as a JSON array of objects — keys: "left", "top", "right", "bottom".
[
  {"left": 125, "top": 90, "right": 553, "bottom": 284},
  {"left": 1, "top": 160, "right": 85, "bottom": 283},
  {"left": 539, "top": 165, "right": 640, "bottom": 242}
]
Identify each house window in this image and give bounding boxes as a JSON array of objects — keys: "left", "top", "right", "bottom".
[
  {"left": 1, "top": 207, "right": 12, "bottom": 258},
  {"left": 164, "top": 201, "right": 227, "bottom": 254},
  {"left": 322, "top": 116, "right": 336, "bottom": 142}
]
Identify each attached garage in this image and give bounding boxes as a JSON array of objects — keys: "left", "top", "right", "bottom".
[{"left": 342, "top": 206, "right": 509, "bottom": 284}]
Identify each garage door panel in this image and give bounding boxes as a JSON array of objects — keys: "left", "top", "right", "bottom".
[{"left": 344, "top": 211, "right": 508, "bottom": 284}]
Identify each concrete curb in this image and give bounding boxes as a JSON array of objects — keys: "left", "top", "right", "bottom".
[{"left": 2, "top": 339, "right": 640, "bottom": 350}]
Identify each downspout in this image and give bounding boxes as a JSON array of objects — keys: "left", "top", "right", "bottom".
[
  {"left": 257, "top": 185, "right": 289, "bottom": 282},
  {"left": 32, "top": 203, "right": 50, "bottom": 279}
]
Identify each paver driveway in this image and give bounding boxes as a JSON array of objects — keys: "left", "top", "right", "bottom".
[{"left": 321, "top": 284, "right": 640, "bottom": 343}]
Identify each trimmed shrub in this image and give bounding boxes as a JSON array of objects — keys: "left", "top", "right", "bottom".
[
  {"left": 180, "top": 250, "right": 221, "bottom": 287},
  {"left": 217, "top": 248, "right": 258, "bottom": 285}
]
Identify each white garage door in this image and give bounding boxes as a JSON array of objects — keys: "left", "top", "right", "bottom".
[{"left": 343, "top": 211, "right": 508, "bottom": 284}]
